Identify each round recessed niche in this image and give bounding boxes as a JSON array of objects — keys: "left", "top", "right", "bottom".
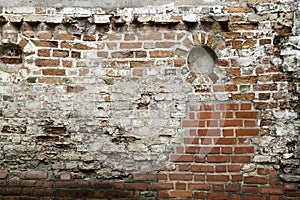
[
  {"left": 187, "top": 45, "right": 218, "bottom": 76},
  {"left": 0, "top": 43, "right": 24, "bottom": 73}
]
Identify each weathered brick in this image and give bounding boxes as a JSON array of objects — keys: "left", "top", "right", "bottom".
[
  {"left": 36, "top": 59, "right": 59, "bottom": 67},
  {"left": 42, "top": 69, "right": 66, "bottom": 76},
  {"left": 25, "top": 171, "right": 48, "bottom": 179},
  {"left": 33, "top": 40, "right": 58, "bottom": 47},
  {"left": 150, "top": 50, "right": 174, "bottom": 58}
]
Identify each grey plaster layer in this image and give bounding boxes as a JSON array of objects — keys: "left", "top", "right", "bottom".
[{"left": 0, "top": 0, "right": 244, "bottom": 8}]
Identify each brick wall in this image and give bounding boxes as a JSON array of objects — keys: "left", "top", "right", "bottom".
[{"left": 0, "top": 1, "right": 299, "bottom": 199}]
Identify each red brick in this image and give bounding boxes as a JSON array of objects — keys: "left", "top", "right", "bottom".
[
  {"left": 230, "top": 194, "right": 242, "bottom": 200},
  {"left": 151, "top": 182, "right": 173, "bottom": 190},
  {"left": 207, "top": 175, "right": 229, "bottom": 182},
  {"left": 130, "top": 60, "right": 154, "bottom": 68},
  {"left": 234, "top": 146, "right": 254, "bottom": 154},
  {"left": 254, "top": 84, "right": 277, "bottom": 91},
  {"left": 219, "top": 120, "right": 243, "bottom": 127},
  {"left": 260, "top": 39, "right": 271, "bottom": 45},
  {"left": 213, "top": 184, "right": 224, "bottom": 191},
  {"left": 194, "top": 191, "right": 205, "bottom": 198},
  {"left": 191, "top": 165, "right": 214, "bottom": 172},
  {"left": 175, "top": 182, "right": 186, "bottom": 190},
  {"left": 215, "top": 165, "right": 226, "bottom": 172},
  {"left": 178, "top": 164, "right": 190, "bottom": 171},
  {"left": 90, "top": 182, "right": 113, "bottom": 189},
  {"left": 53, "top": 50, "right": 69, "bottom": 57},
  {"left": 33, "top": 40, "right": 58, "bottom": 47},
  {"left": 232, "top": 156, "right": 251, "bottom": 163},
  {"left": 182, "top": 120, "right": 205, "bottom": 127},
  {"left": 156, "top": 42, "right": 176, "bottom": 48},
  {"left": 227, "top": 68, "right": 240, "bottom": 76},
  {"left": 244, "top": 176, "right": 267, "bottom": 184},
  {"left": 232, "top": 93, "right": 255, "bottom": 101},
  {"left": 25, "top": 171, "right": 48, "bottom": 179},
  {"left": 0, "top": 180, "right": 6, "bottom": 186},
  {"left": 198, "top": 129, "right": 221, "bottom": 136},
  {"left": 174, "top": 59, "right": 186, "bottom": 67},
  {"left": 269, "top": 196, "right": 280, "bottom": 200},
  {"left": 284, "top": 183, "right": 297, "bottom": 190},
  {"left": 234, "top": 76, "right": 258, "bottom": 84},
  {"left": 228, "top": 165, "right": 240, "bottom": 172},
  {"left": 198, "top": 112, "right": 221, "bottom": 119},
  {"left": 188, "top": 183, "right": 210, "bottom": 190},
  {"left": 120, "top": 42, "right": 142, "bottom": 49},
  {"left": 184, "top": 138, "right": 199, "bottom": 144},
  {"left": 150, "top": 50, "right": 174, "bottom": 58},
  {"left": 244, "top": 120, "right": 256, "bottom": 127},
  {"left": 244, "top": 195, "right": 267, "bottom": 200},
  {"left": 203, "top": 104, "right": 215, "bottom": 110},
  {"left": 62, "top": 60, "right": 73, "bottom": 68},
  {"left": 241, "top": 103, "right": 252, "bottom": 110},
  {"left": 222, "top": 112, "right": 234, "bottom": 118},
  {"left": 201, "top": 138, "right": 212, "bottom": 145},
  {"left": 222, "top": 147, "right": 233, "bottom": 154},
  {"left": 36, "top": 59, "right": 59, "bottom": 67},
  {"left": 133, "top": 174, "right": 157, "bottom": 181},
  {"left": 158, "top": 190, "right": 169, "bottom": 198},
  {"left": 285, "top": 191, "right": 300, "bottom": 197},
  {"left": 232, "top": 174, "right": 243, "bottom": 181},
  {"left": 217, "top": 59, "right": 229, "bottom": 66},
  {"left": 236, "top": 129, "right": 259, "bottom": 136},
  {"left": 54, "top": 33, "right": 75, "bottom": 40},
  {"left": 261, "top": 187, "right": 283, "bottom": 194},
  {"left": 38, "top": 33, "right": 52, "bottom": 39},
  {"left": 195, "top": 155, "right": 206, "bottom": 162},
  {"left": 232, "top": 40, "right": 243, "bottom": 49},
  {"left": 221, "top": 32, "right": 241, "bottom": 39},
  {"left": 207, "top": 120, "right": 218, "bottom": 127},
  {"left": 207, "top": 155, "right": 230, "bottom": 163},
  {"left": 105, "top": 191, "right": 130, "bottom": 198},
  {"left": 214, "top": 85, "right": 238, "bottom": 92},
  {"left": 223, "top": 129, "right": 234, "bottom": 136},
  {"left": 206, "top": 192, "right": 229, "bottom": 199},
  {"left": 229, "top": 23, "right": 258, "bottom": 31},
  {"left": 157, "top": 174, "right": 168, "bottom": 181},
  {"left": 75, "top": 43, "right": 92, "bottom": 50},
  {"left": 215, "top": 138, "right": 237, "bottom": 144},
  {"left": 170, "top": 154, "right": 193, "bottom": 162},
  {"left": 60, "top": 172, "right": 71, "bottom": 180},
  {"left": 225, "top": 7, "right": 253, "bottom": 13},
  {"left": 170, "top": 190, "right": 192, "bottom": 198},
  {"left": 256, "top": 66, "right": 279, "bottom": 74},
  {"left": 42, "top": 69, "right": 66, "bottom": 76},
  {"left": 194, "top": 174, "right": 205, "bottom": 181},
  {"left": 18, "top": 38, "right": 29, "bottom": 48},
  {"left": 242, "top": 186, "right": 259, "bottom": 193},
  {"left": 0, "top": 171, "right": 8, "bottom": 179},
  {"left": 199, "top": 146, "right": 220, "bottom": 154},
  {"left": 38, "top": 49, "right": 51, "bottom": 57},
  {"left": 226, "top": 183, "right": 241, "bottom": 191},
  {"left": 257, "top": 168, "right": 269, "bottom": 175},
  {"left": 4, "top": 188, "right": 22, "bottom": 195},
  {"left": 125, "top": 183, "right": 148, "bottom": 190},
  {"left": 215, "top": 103, "right": 239, "bottom": 110},
  {"left": 169, "top": 173, "right": 193, "bottom": 181},
  {"left": 236, "top": 111, "right": 258, "bottom": 118},
  {"left": 255, "top": 102, "right": 277, "bottom": 110},
  {"left": 138, "top": 32, "right": 162, "bottom": 40}
]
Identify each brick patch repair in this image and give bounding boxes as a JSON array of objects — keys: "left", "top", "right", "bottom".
[{"left": 0, "top": 0, "right": 299, "bottom": 199}]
